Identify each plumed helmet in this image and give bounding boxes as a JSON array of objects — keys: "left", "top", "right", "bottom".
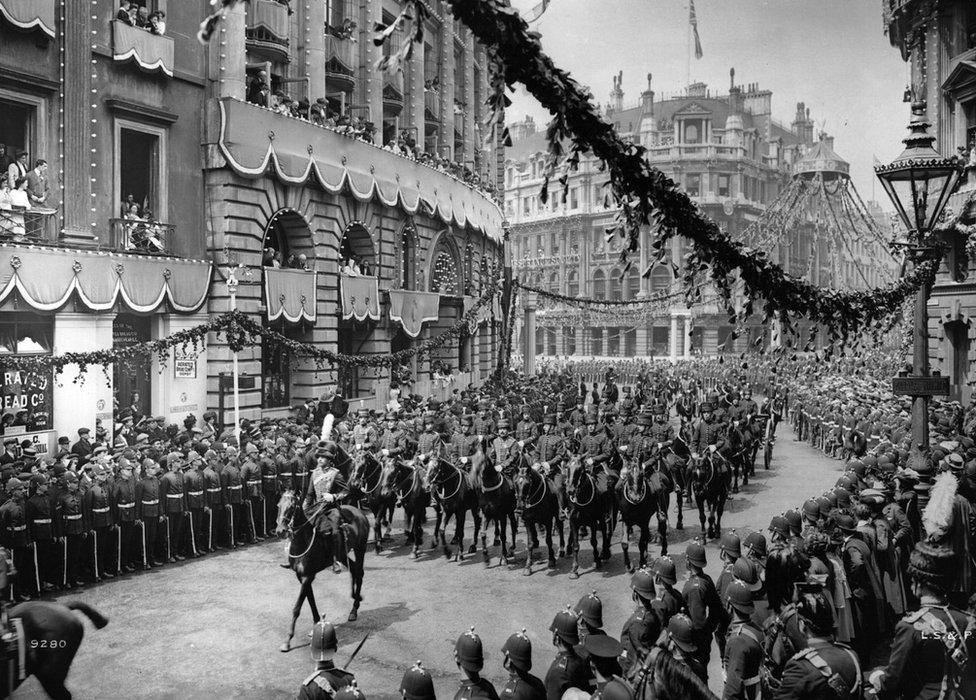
[
  {"left": 574, "top": 590, "right": 603, "bottom": 628},
  {"left": 400, "top": 661, "right": 436, "bottom": 700},
  {"left": 549, "top": 606, "right": 580, "bottom": 644},
  {"left": 310, "top": 621, "right": 338, "bottom": 662},
  {"left": 768, "top": 515, "right": 789, "bottom": 538},
  {"left": 542, "top": 414, "right": 557, "bottom": 426},
  {"left": 334, "top": 681, "right": 365, "bottom": 700},
  {"left": 501, "top": 628, "right": 532, "bottom": 672},
  {"left": 497, "top": 418, "right": 511, "bottom": 429},
  {"left": 744, "top": 531, "right": 767, "bottom": 559},
  {"left": 653, "top": 556, "right": 677, "bottom": 585},
  {"left": 908, "top": 540, "right": 955, "bottom": 592},
  {"left": 454, "top": 626, "right": 484, "bottom": 672},
  {"left": 666, "top": 613, "right": 697, "bottom": 653},
  {"left": 720, "top": 530, "right": 742, "bottom": 559},
  {"left": 732, "top": 557, "right": 762, "bottom": 591},
  {"left": 685, "top": 542, "right": 707, "bottom": 569},
  {"left": 795, "top": 587, "right": 835, "bottom": 634},
  {"left": 630, "top": 568, "right": 655, "bottom": 598},
  {"left": 725, "top": 579, "right": 755, "bottom": 613}
]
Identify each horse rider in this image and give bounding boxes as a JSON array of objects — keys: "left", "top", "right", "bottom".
[
  {"left": 417, "top": 412, "right": 445, "bottom": 463},
  {"left": 351, "top": 409, "right": 377, "bottom": 454},
  {"left": 297, "top": 620, "right": 355, "bottom": 700},
  {"left": 378, "top": 412, "right": 408, "bottom": 463},
  {"left": 515, "top": 408, "right": 539, "bottom": 453},
  {"left": 579, "top": 414, "right": 614, "bottom": 495},
  {"left": 689, "top": 401, "right": 727, "bottom": 490},
  {"left": 647, "top": 404, "right": 680, "bottom": 476},
  {"left": 473, "top": 401, "right": 495, "bottom": 443},
  {"left": 303, "top": 444, "right": 349, "bottom": 561},
  {"left": 533, "top": 414, "right": 569, "bottom": 518},
  {"left": 451, "top": 415, "right": 483, "bottom": 473},
  {"left": 489, "top": 419, "right": 519, "bottom": 479}
]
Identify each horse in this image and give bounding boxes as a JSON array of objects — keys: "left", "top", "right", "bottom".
[
  {"left": 427, "top": 458, "right": 481, "bottom": 562},
  {"left": 630, "top": 646, "right": 718, "bottom": 700},
  {"left": 726, "top": 420, "right": 752, "bottom": 493},
  {"left": 477, "top": 451, "right": 520, "bottom": 566},
  {"left": 616, "top": 453, "right": 672, "bottom": 572},
  {"left": 565, "top": 455, "right": 612, "bottom": 579},
  {"left": 348, "top": 450, "right": 396, "bottom": 554},
  {"left": 380, "top": 458, "right": 429, "bottom": 558},
  {"left": 666, "top": 433, "right": 692, "bottom": 531},
  {"left": 688, "top": 452, "right": 729, "bottom": 540},
  {"left": 4, "top": 600, "right": 107, "bottom": 700},
  {"left": 514, "top": 462, "right": 565, "bottom": 575},
  {"left": 274, "top": 489, "right": 369, "bottom": 651}
]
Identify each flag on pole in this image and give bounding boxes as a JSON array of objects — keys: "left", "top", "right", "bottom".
[
  {"left": 689, "top": 0, "right": 703, "bottom": 59},
  {"left": 524, "top": 0, "right": 552, "bottom": 23}
]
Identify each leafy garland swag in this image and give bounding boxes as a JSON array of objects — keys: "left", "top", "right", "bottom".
[{"left": 1, "top": 283, "right": 500, "bottom": 384}]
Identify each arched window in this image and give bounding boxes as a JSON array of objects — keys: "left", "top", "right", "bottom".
[
  {"left": 429, "top": 232, "right": 463, "bottom": 295},
  {"left": 608, "top": 268, "right": 622, "bottom": 300},
  {"left": 649, "top": 265, "right": 672, "bottom": 294},
  {"left": 548, "top": 271, "right": 560, "bottom": 294},
  {"left": 625, "top": 266, "right": 640, "bottom": 300},
  {"left": 397, "top": 222, "right": 418, "bottom": 289},
  {"left": 340, "top": 223, "right": 377, "bottom": 276},
  {"left": 567, "top": 270, "right": 579, "bottom": 298},
  {"left": 592, "top": 269, "right": 606, "bottom": 300}
]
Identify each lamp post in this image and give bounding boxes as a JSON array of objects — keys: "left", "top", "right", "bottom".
[{"left": 875, "top": 100, "right": 962, "bottom": 499}]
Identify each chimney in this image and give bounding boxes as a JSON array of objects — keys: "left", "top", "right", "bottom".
[
  {"left": 640, "top": 72, "right": 655, "bottom": 113},
  {"left": 610, "top": 70, "right": 624, "bottom": 112},
  {"left": 728, "top": 68, "right": 741, "bottom": 114}
]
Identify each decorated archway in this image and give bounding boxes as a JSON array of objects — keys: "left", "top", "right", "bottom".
[
  {"left": 339, "top": 221, "right": 378, "bottom": 275},
  {"left": 428, "top": 229, "right": 464, "bottom": 296}
]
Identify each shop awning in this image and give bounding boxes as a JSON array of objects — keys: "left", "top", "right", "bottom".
[
  {"left": 340, "top": 275, "right": 380, "bottom": 322},
  {"left": 388, "top": 290, "right": 440, "bottom": 338},
  {"left": 0, "top": 246, "right": 211, "bottom": 313},
  {"left": 264, "top": 267, "right": 316, "bottom": 323},
  {"left": 112, "top": 20, "right": 174, "bottom": 77},
  {"left": 0, "top": 0, "right": 55, "bottom": 38}
]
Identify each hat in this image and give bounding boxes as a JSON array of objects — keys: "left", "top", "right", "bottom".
[
  {"left": 333, "top": 681, "right": 365, "bottom": 700},
  {"left": 630, "top": 567, "right": 655, "bottom": 598},
  {"left": 454, "top": 627, "right": 484, "bottom": 672},
  {"left": 654, "top": 556, "right": 677, "bottom": 585},
  {"left": 636, "top": 414, "right": 653, "bottom": 427},
  {"left": 732, "top": 558, "right": 762, "bottom": 592},
  {"left": 549, "top": 606, "right": 580, "bottom": 645},
  {"left": 744, "top": 531, "right": 767, "bottom": 559},
  {"left": 29, "top": 474, "right": 47, "bottom": 487},
  {"left": 584, "top": 414, "right": 597, "bottom": 425},
  {"left": 685, "top": 542, "right": 706, "bottom": 568},
  {"left": 667, "top": 613, "right": 697, "bottom": 653},
  {"left": 946, "top": 453, "right": 965, "bottom": 471},
  {"left": 574, "top": 590, "right": 603, "bottom": 629},
  {"left": 725, "top": 579, "right": 755, "bottom": 613},
  {"left": 5, "top": 477, "right": 24, "bottom": 494},
  {"left": 542, "top": 414, "right": 556, "bottom": 426},
  {"left": 581, "top": 634, "right": 622, "bottom": 661},
  {"left": 78, "top": 427, "right": 90, "bottom": 435},
  {"left": 501, "top": 629, "right": 532, "bottom": 672},
  {"left": 310, "top": 621, "right": 338, "bottom": 662},
  {"left": 600, "top": 678, "right": 636, "bottom": 700},
  {"left": 400, "top": 662, "right": 435, "bottom": 700},
  {"left": 858, "top": 488, "right": 885, "bottom": 506},
  {"left": 652, "top": 403, "right": 666, "bottom": 415},
  {"left": 833, "top": 513, "right": 857, "bottom": 533},
  {"left": 768, "top": 515, "right": 789, "bottom": 538},
  {"left": 720, "top": 530, "right": 742, "bottom": 559},
  {"left": 908, "top": 540, "right": 955, "bottom": 591}
]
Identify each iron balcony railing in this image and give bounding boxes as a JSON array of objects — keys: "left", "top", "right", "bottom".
[{"left": 109, "top": 218, "right": 174, "bottom": 255}]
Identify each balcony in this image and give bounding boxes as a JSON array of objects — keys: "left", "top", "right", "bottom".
[
  {"left": 382, "top": 73, "right": 404, "bottom": 116},
  {"left": 424, "top": 90, "right": 441, "bottom": 123},
  {"left": 245, "top": 0, "right": 290, "bottom": 63},
  {"left": 109, "top": 218, "right": 174, "bottom": 255},
  {"left": 0, "top": 207, "right": 57, "bottom": 243},
  {"left": 111, "top": 20, "right": 174, "bottom": 77},
  {"left": 325, "top": 36, "right": 356, "bottom": 93},
  {"left": 645, "top": 143, "right": 745, "bottom": 161},
  {"left": 0, "top": 0, "right": 55, "bottom": 38},
  {"left": 216, "top": 98, "right": 502, "bottom": 240}
]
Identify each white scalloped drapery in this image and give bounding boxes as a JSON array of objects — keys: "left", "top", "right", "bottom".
[{"left": 264, "top": 267, "right": 317, "bottom": 323}]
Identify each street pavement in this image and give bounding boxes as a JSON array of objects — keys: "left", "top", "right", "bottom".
[{"left": 14, "top": 428, "right": 844, "bottom": 699}]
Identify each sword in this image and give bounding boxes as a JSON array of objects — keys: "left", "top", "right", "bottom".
[
  {"left": 139, "top": 520, "right": 146, "bottom": 567},
  {"left": 31, "top": 543, "right": 39, "bottom": 594},
  {"left": 246, "top": 501, "right": 256, "bottom": 541},
  {"left": 165, "top": 516, "right": 171, "bottom": 561},
  {"left": 207, "top": 508, "right": 213, "bottom": 551},
  {"left": 93, "top": 530, "right": 99, "bottom": 579},
  {"left": 226, "top": 503, "right": 234, "bottom": 547},
  {"left": 117, "top": 525, "right": 121, "bottom": 574},
  {"left": 187, "top": 511, "right": 197, "bottom": 557},
  {"left": 342, "top": 632, "right": 370, "bottom": 670},
  {"left": 61, "top": 538, "right": 66, "bottom": 587}
]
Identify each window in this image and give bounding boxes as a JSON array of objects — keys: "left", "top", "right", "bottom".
[
  {"left": 593, "top": 269, "right": 606, "bottom": 299},
  {"left": 718, "top": 174, "right": 730, "bottom": 197},
  {"left": 683, "top": 120, "right": 701, "bottom": 143},
  {"left": 523, "top": 198, "right": 530, "bottom": 216},
  {"left": 0, "top": 97, "right": 38, "bottom": 178},
  {"left": 0, "top": 315, "right": 52, "bottom": 355},
  {"left": 608, "top": 269, "right": 622, "bottom": 300},
  {"left": 649, "top": 265, "right": 671, "bottom": 293},
  {"left": 590, "top": 328, "right": 603, "bottom": 354},
  {"left": 966, "top": 100, "right": 976, "bottom": 149},
  {"left": 262, "top": 328, "right": 292, "bottom": 408},
  {"left": 551, "top": 230, "right": 559, "bottom": 254},
  {"left": 570, "top": 188, "right": 579, "bottom": 209},
  {"left": 625, "top": 267, "right": 640, "bottom": 300},
  {"left": 398, "top": 225, "right": 417, "bottom": 289},
  {"left": 685, "top": 174, "right": 700, "bottom": 197},
  {"left": 567, "top": 270, "right": 579, "bottom": 297},
  {"left": 563, "top": 327, "right": 576, "bottom": 355},
  {"left": 115, "top": 120, "right": 167, "bottom": 223},
  {"left": 0, "top": 313, "right": 53, "bottom": 433}
]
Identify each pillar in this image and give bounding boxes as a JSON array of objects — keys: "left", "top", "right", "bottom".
[
  {"left": 407, "top": 30, "right": 425, "bottom": 134},
  {"left": 306, "top": 0, "right": 327, "bottom": 102},
  {"left": 636, "top": 327, "right": 648, "bottom": 358},
  {"left": 440, "top": 8, "right": 456, "bottom": 157},
  {"left": 212, "top": 2, "right": 246, "bottom": 100},
  {"left": 53, "top": 313, "right": 115, "bottom": 439},
  {"left": 463, "top": 31, "right": 476, "bottom": 163},
  {"left": 153, "top": 314, "right": 210, "bottom": 425},
  {"left": 683, "top": 315, "right": 692, "bottom": 360},
  {"left": 62, "top": 0, "right": 94, "bottom": 243},
  {"left": 523, "top": 293, "right": 537, "bottom": 376},
  {"left": 669, "top": 315, "right": 678, "bottom": 362}
]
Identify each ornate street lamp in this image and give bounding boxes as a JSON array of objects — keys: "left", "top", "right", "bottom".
[{"left": 875, "top": 100, "right": 962, "bottom": 499}]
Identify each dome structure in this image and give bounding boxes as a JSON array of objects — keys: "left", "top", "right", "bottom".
[{"left": 794, "top": 135, "right": 850, "bottom": 181}]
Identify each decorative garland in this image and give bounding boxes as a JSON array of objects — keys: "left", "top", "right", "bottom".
[{"left": 518, "top": 281, "right": 688, "bottom": 309}]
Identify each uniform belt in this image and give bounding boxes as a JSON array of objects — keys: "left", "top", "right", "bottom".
[
  {"left": 92, "top": 507, "right": 109, "bottom": 513},
  {"left": 188, "top": 490, "right": 204, "bottom": 497},
  {"left": 228, "top": 485, "right": 242, "bottom": 490},
  {"left": 206, "top": 488, "right": 221, "bottom": 493},
  {"left": 279, "top": 473, "right": 292, "bottom": 478},
  {"left": 32, "top": 518, "right": 51, "bottom": 524},
  {"left": 64, "top": 514, "right": 82, "bottom": 520},
  {"left": 246, "top": 480, "right": 260, "bottom": 485},
  {"left": 166, "top": 493, "right": 183, "bottom": 498},
  {"left": 11, "top": 525, "right": 26, "bottom": 531},
  {"left": 141, "top": 499, "right": 159, "bottom": 505},
  {"left": 117, "top": 503, "right": 134, "bottom": 508},
  {"left": 262, "top": 475, "right": 276, "bottom": 480}
]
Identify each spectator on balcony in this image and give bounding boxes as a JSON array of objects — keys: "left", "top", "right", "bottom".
[
  {"left": 148, "top": 10, "right": 166, "bottom": 35},
  {"left": 116, "top": 0, "right": 134, "bottom": 24},
  {"left": 310, "top": 98, "right": 328, "bottom": 126},
  {"left": 247, "top": 71, "right": 271, "bottom": 108},
  {"left": 2, "top": 178, "right": 31, "bottom": 240},
  {"left": 26, "top": 159, "right": 50, "bottom": 208},
  {"left": 7, "top": 151, "right": 28, "bottom": 191},
  {"left": 295, "top": 253, "right": 308, "bottom": 270},
  {"left": 0, "top": 180, "right": 17, "bottom": 237},
  {"left": 134, "top": 5, "right": 149, "bottom": 28}
]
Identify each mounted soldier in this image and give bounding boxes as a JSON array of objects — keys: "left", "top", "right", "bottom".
[{"left": 534, "top": 414, "right": 568, "bottom": 517}]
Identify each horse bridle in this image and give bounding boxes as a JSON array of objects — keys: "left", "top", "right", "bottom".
[
  {"left": 516, "top": 467, "right": 547, "bottom": 510},
  {"left": 568, "top": 462, "right": 595, "bottom": 507},
  {"left": 430, "top": 461, "right": 462, "bottom": 500},
  {"left": 352, "top": 455, "right": 383, "bottom": 495}
]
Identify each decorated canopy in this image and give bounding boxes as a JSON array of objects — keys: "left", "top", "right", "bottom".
[
  {"left": 388, "top": 290, "right": 440, "bottom": 338},
  {"left": 340, "top": 276, "right": 380, "bottom": 322},
  {"left": 264, "top": 267, "right": 317, "bottom": 323}
]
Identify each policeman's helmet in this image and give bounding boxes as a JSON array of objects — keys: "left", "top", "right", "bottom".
[
  {"left": 666, "top": 613, "right": 697, "bottom": 653},
  {"left": 719, "top": 530, "right": 742, "bottom": 559},
  {"left": 501, "top": 628, "right": 532, "bottom": 672},
  {"left": 653, "top": 556, "right": 677, "bottom": 585},
  {"left": 725, "top": 579, "right": 755, "bottom": 614},
  {"left": 549, "top": 606, "right": 580, "bottom": 645},
  {"left": 400, "top": 661, "right": 436, "bottom": 700},
  {"left": 768, "top": 515, "right": 789, "bottom": 538},
  {"left": 454, "top": 626, "right": 484, "bottom": 672},
  {"left": 573, "top": 590, "right": 603, "bottom": 629},
  {"left": 630, "top": 567, "right": 655, "bottom": 599},
  {"left": 601, "top": 678, "right": 635, "bottom": 700},
  {"left": 334, "top": 680, "right": 366, "bottom": 700},
  {"left": 310, "top": 620, "right": 338, "bottom": 662}
]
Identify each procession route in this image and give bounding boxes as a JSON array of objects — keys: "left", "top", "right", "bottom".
[{"left": 15, "top": 428, "right": 842, "bottom": 699}]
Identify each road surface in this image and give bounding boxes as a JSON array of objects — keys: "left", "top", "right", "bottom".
[{"left": 15, "top": 428, "right": 843, "bottom": 699}]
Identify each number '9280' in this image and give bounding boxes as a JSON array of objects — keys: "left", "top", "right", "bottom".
[{"left": 30, "top": 639, "right": 67, "bottom": 649}]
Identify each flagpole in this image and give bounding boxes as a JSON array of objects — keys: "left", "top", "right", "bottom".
[{"left": 686, "top": 3, "right": 691, "bottom": 90}]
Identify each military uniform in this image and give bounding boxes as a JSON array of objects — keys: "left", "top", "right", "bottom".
[
  {"left": 202, "top": 460, "right": 222, "bottom": 551},
  {"left": 296, "top": 665, "right": 354, "bottom": 700},
  {"left": 350, "top": 423, "right": 377, "bottom": 451},
  {"left": 417, "top": 429, "right": 444, "bottom": 460},
  {"left": 240, "top": 453, "right": 264, "bottom": 541},
  {"left": 159, "top": 467, "right": 186, "bottom": 560},
  {"left": 620, "top": 606, "right": 661, "bottom": 676},
  {"left": 500, "top": 671, "right": 546, "bottom": 700},
  {"left": 491, "top": 434, "right": 518, "bottom": 475},
  {"left": 775, "top": 638, "right": 861, "bottom": 700},
  {"left": 260, "top": 455, "right": 279, "bottom": 538},
  {"left": 135, "top": 471, "right": 162, "bottom": 566},
  {"left": 455, "top": 677, "right": 501, "bottom": 700},
  {"left": 515, "top": 418, "right": 538, "bottom": 447},
  {"left": 378, "top": 425, "right": 408, "bottom": 459},
  {"left": 184, "top": 466, "right": 207, "bottom": 555},
  {"left": 83, "top": 480, "right": 115, "bottom": 578},
  {"left": 722, "top": 620, "right": 764, "bottom": 700},
  {"left": 0, "top": 492, "right": 33, "bottom": 596},
  {"left": 111, "top": 472, "right": 139, "bottom": 570},
  {"left": 544, "top": 648, "right": 593, "bottom": 700},
  {"left": 683, "top": 570, "right": 722, "bottom": 667},
  {"left": 56, "top": 488, "right": 87, "bottom": 586}
]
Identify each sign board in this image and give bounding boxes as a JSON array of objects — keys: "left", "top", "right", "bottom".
[
  {"left": 174, "top": 350, "right": 197, "bottom": 379},
  {"left": 18, "top": 429, "right": 56, "bottom": 456},
  {"left": 0, "top": 368, "right": 53, "bottom": 432},
  {"left": 219, "top": 375, "right": 256, "bottom": 390},
  {"left": 892, "top": 376, "right": 950, "bottom": 397}
]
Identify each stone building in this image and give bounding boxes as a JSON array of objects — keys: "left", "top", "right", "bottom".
[
  {"left": 506, "top": 72, "right": 890, "bottom": 359},
  {"left": 884, "top": 0, "right": 976, "bottom": 405}
]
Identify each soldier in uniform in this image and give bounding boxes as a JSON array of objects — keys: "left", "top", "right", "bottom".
[
  {"left": 473, "top": 402, "right": 495, "bottom": 442},
  {"left": 240, "top": 443, "right": 264, "bottom": 543},
  {"left": 515, "top": 407, "right": 538, "bottom": 453},
  {"left": 664, "top": 613, "right": 707, "bottom": 682},
  {"left": 184, "top": 452, "right": 207, "bottom": 556},
  {"left": 869, "top": 540, "right": 976, "bottom": 700},
  {"left": 159, "top": 452, "right": 187, "bottom": 562},
  {"left": 453, "top": 416, "right": 483, "bottom": 474},
  {"left": 500, "top": 629, "right": 546, "bottom": 700},
  {"left": 722, "top": 580, "right": 764, "bottom": 700},
  {"left": 682, "top": 541, "right": 721, "bottom": 674},
  {"left": 0, "top": 478, "right": 33, "bottom": 599},
  {"left": 26, "top": 474, "right": 57, "bottom": 592},
  {"left": 453, "top": 626, "right": 499, "bottom": 700},
  {"left": 400, "top": 661, "right": 437, "bottom": 700},
  {"left": 544, "top": 606, "right": 592, "bottom": 700},
  {"left": 574, "top": 590, "right": 606, "bottom": 643},
  {"left": 691, "top": 402, "right": 727, "bottom": 486},
  {"left": 202, "top": 450, "right": 223, "bottom": 552},
  {"left": 534, "top": 415, "right": 568, "bottom": 516},
  {"left": 112, "top": 458, "right": 139, "bottom": 572},
  {"left": 56, "top": 471, "right": 87, "bottom": 589},
  {"left": 84, "top": 465, "right": 116, "bottom": 580},
  {"left": 620, "top": 568, "right": 662, "bottom": 678},
  {"left": 220, "top": 447, "right": 245, "bottom": 547},
  {"left": 488, "top": 418, "right": 519, "bottom": 478},
  {"left": 304, "top": 445, "right": 349, "bottom": 567},
  {"left": 775, "top": 585, "right": 862, "bottom": 700},
  {"left": 379, "top": 413, "right": 408, "bottom": 463},
  {"left": 579, "top": 415, "right": 613, "bottom": 494},
  {"left": 350, "top": 409, "right": 378, "bottom": 453},
  {"left": 135, "top": 458, "right": 162, "bottom": 568},
  {"left": 417, "top": 412, "right": 445, "bottom": 463},
  {"left": 296, "top": 620, "right": 355, "bottom": 700},
  {"left": 260, "top": 443, "right": 279, "bottom": 538}
]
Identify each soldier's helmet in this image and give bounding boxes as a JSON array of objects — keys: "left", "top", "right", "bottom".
[
  {"left": 719, "top": 530, "right": 742, "bottom": 559},
  {"left": 685, "top": 542, "right": 707, "bottom": 569},
  {"left": 630, "top": 567, "right": 655, "bottom": 599},
  {"left": 795, "top": 587, "right": 835, "bottom": 634},
  {"left": 501, "top": 628, "right": 532, "bottom": 672},
  {"left": 908, "top": 540, "right": 956, "bottom": 593},
  {"left": 497, "top": 418, "right": 511, "bottom": 430},
  {"left": 574, "top": 590, "right": 603, "bottom": 629},
  {"left": 666, "top": 613, "right": 697, "bottom": 653},
  {"left": 768, "top": 515, "right": 789, "bottom": 538},
  {"left": 725, "top": 579, "right": 755, "bottom": 614},
  {"left": 542, "top": 414, "right": 557, "bottom": 426},
  {"left": 549, "top": 606, "right": 580, "bottom": 645},
  {"left": 334, "top": 680, "right": 366, "bottom": 700},
  {"left": 400, "top": 661, "right": 436, "bottom": 700},
  {"left": 454, "top": 627, "right": 484, "bottom": 672},
  {"left": 310, "top": 621, "right": 338, "bottom": 662}
]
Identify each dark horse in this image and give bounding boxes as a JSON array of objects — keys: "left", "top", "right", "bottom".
[
  {"left": 348, "top": 451, "right": 396, "bottom": 554},
  {"left": 427, "top": 458, "right": 481, "bottom": 562},
  {"left": 727, "top": 419, "right": 756, "bottom": 493},
  {"left": 477, "top": 452, "right": 520, "bottom": 566},
  {"left": 514, "top": 463, "right": 565, "bottom": 575},
  {"left": 4, "top": 600, "right": 108, "bottom": 700},
  {"left": 561, "top": 646, "right": 717, "bottom": 700},
  {"left": 381, "top": 458, "right": 430, "bottom": 558},
  {"left": 688, "top": 452, "right": 729, "bottom": 540},
  {"left": 275, "top": 490, "right": 369, "bottom": 651},
  {"left": 565, "top": 456, "right": 612, "bottom": 579},
  {"left": 616, "top": 454, "right": 671, "bottom": 571}
]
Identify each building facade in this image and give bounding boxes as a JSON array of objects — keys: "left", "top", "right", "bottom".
[
  {"left": 507, "top": 72, "right": 892, "bottom": 359},
  {"left": 0, "top": 0, "right": 503, "bottom": 447},
  {"left": 884, "top": 0, "right": 976, "bottom": 405}
]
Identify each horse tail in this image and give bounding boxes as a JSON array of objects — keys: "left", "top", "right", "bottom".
[{"left": 65, "top": 601, "right": 109, "bottom": 629}]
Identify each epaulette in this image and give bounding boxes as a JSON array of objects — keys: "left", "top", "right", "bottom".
[{"left": 903, "top": 608, "right": 926, "bottom": 624}]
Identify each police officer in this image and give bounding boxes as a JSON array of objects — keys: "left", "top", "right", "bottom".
[
  {"left": 775, "top": 585, "right": 861, "bottom": 700},
  {"left": 650, "top": 556, "right": 685, "bottom": 630},
  {"left": 500, "top": 629, "right": 546, "bottom": 700},
  {"left": 579, "top": 415, "right": 612, "bottom": 493},
  {"left": 581, "top": 635, "right": 631, "bottom": 700},
  {"left": 0, "top": 478, "right": 33, "bottom": 599},
  {"left": 400, "top": 661, "right": 437, "bottom": 700},
  {"left": 453, "top": 626, "right": 499, "bottom": 700},
  {"left": 574, "top": 590, "right": 606, "bottom": 642},
  {"left": 869, "top": 540, "right": 976, "bottom": 700},
  {"left": 545, "top": 606, "right": 593, "bottom": 700},
  {"left": 297, "top": 620, "right": 355, "bottom": 700},
  {"left": 682, "top": 541, "right": 721, "bottom": 674},
  {"left": 26, "top": 474, "right": 57, "bottom": 592},
  {"left": 620, "top": 568, "right": 662, "bottom": 678},
  {"left": 664, "top": 614, "right": 707, "bottom": 682},
  {"left": 722, "top": 579, "right": 764, "bottom": 700}
]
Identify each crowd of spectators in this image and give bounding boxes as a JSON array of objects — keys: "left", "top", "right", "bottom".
[
  {"left": 115, "top": 0, "right": 166, "bottom": 35},
  {"left": 0, "top": 148, "right": 55, "bottom": 240},
  {"left": 119, "top": 196, "right": 165, "bottom": 253},
  {"left": 262, "top": 246, "right": 309, "bottom": 271}
]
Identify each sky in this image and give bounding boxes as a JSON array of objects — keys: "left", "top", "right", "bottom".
[{"left": 505, "top": 0, "right": 912, "bottom": 204}]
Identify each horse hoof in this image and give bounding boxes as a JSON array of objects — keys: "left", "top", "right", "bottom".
[
  {"left": 676, "top": 522, "right": 684, "bottom": 531},
  {"left": 547, "top": 558, "right": 556, "bottom": 569},
  {"left": 412, "top": 550, "right": 419, "bottom": 559},
  {"left": 493, "top": 538, "right": 501, "bottom": 547},
  {"left": 280, "top": 643, "right": 291, "bottom": 653},
  {"left": 467, "top": 544, "right": 478, "bottom": 554},
  {"left": 523, "top": 568, "right": 532, "bottom": 576},
  {"left": 627, "top": 564, "right": 635, "bottom": 574},
  {"left": 570, "top": 571, "right": 580, "bottom": 579},
  {"left": 558, "top": 549, "right": 565, "bottom": 558},
  {"left": 347, "top": 610, "right": 358, "bottom": 622}
]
